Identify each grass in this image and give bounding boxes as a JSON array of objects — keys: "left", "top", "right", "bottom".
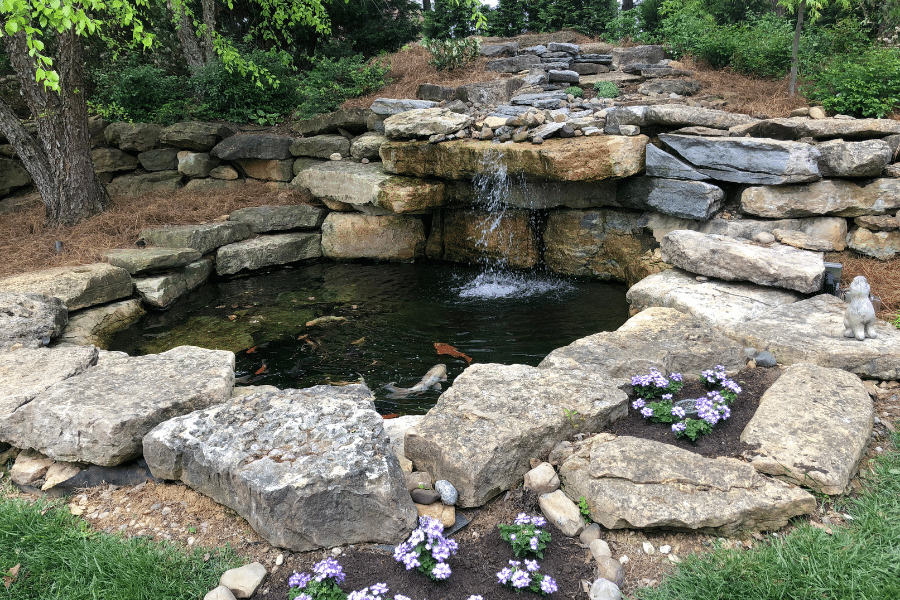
[
  {"left": 635, "top": 431, "right": 900, "bottom": 600},
  {"left": 0, "top": 485, "right": 241, "bottom": 599}
]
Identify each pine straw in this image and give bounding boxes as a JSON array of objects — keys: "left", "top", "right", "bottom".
[
  {"left": 0, "top": 183, "right": 313, "bottom": 279},
  {"left": 832, "top": 251, "right": 900, "bottom": 320}
]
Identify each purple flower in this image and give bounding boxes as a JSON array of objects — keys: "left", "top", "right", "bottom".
[
  {"left": 466, "top": 596, "right": 485, "bottom": 600},
  {"left": 511, "top": 570, "right": 531, "bottom": 589},
  {"left": 371, "top": 583, "right": 389, "bottom": 596},
  {"left": 641, "top": 406, "right": 653, "bottom": 418},
  {"left": 720, "top": 405, "right": 731, "bottom": 419},
  {"left": 672, "top": 422, "right": 686, "bottom": 433},
  {"left": 515, "top": 512, "right": 531, "bottom": 525},
  {"left": 662, "top": 393, "right": 673, "bottom": 400},
  {"left": 669, "top": 372, "right": 683, "bottom": 382},
  {"left": 530, "top": 515, "right": 547, "bottom": 527},
  {"left": 432, "top": 562, "right": 452, "bottom": 580},
  {"left": 530, "top": 536, "right": 539, "bottom": 551},
  {"left": 395, "top": 596, "right": 412, "bottom": 600},
  {"left": 632, "top": 398, "right": 645, "bottom": 410},
  {"left": 288, "top": 572, "right": 311, "bottom": 588},
  {"left": 347, "top": 590, "right": 369, "bottom": 600},
  {"left": 497, "top": 567, "right": 512, "bottom": 584},
  {"left": 540, "top": 575, "right": 559, "bottom": 594},
  {"left": 295, "top": 594, "right": 312, "bottom": 600},
  {"left": 672, "top": 406, "right": 686, "bottom": 418},
  {"left": 509, "top": 533, "right": 516, "bottom": 541},
  {"left": 313, "top": 557, "right": 345, "bottom": 583},
  {"left": 525, "top": 559, "right": 540, "bottom": 572}
]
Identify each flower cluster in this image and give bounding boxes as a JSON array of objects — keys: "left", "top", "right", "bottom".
[
  {"left": 347, "top": 583, "right": 410, "bottom": 600},
  {"left": 393, "top": 516, "right": 458, "bottom": 581},
  {"left": 701, "top": 365, "right": 742, "bottom": 400},
  {"left": 631, "top": 368, "right": 684, "bottom": 400},
  {"left": 288, "top": 557, "right": 347, "bottom": 600},
  {"left": 496, "top": 559, "right": 558, "bottom": 595},
  {"left": 498, "top": 513, "right": 552, "bottom": 558}
]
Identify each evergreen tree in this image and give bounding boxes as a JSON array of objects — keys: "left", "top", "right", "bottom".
[
  {"left": 424, "top": 0, "right": 479, "bottom": 38},
  {"left": 487, "top": 0, "right": 527, "bottom": 37}
]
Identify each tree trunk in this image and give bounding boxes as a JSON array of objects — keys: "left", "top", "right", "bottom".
[
  {"left": 1, "top": 29, "right": 109, "bottom": 226},
  {"left": 168, "top": 0, "right": 207, "bottom": 73},
  {"left": 201, "top": 0, "right": 218, "bottom": 64},
  {"left": 423, "top": 0, "right": 431, "bottom": 11},
  {"left": 789, "top": 1, "right": 804, "bottom": 96},
  {"left": 622, "top": 0, "right": 634, "bottom": 11}
]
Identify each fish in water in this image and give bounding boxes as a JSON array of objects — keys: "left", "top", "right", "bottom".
[
  {"left": 434, "top": 342, "right": 472, "bottom": 364},
  {"left": 384, "top": 364, "right": 448, "bottom": 398}
]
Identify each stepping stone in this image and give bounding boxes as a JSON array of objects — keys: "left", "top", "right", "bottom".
[
  {"left": 139, "top": 222, "right": 251, "bottom": 255},
  {"left": 215, "top": 232, "right": 322, "bottom": 276}
]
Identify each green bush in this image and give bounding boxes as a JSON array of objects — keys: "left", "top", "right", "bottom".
[
  {"left": 601, "top": 9, "right": 657, "bottom": 43},
  {"left": 806, "top": 47, "right": 900, "bottom": 118},
  {"left": 730, "top": 14, "right": 793, "bottom": 78},
  {"left": 90, "top": 60, "right": 190, "bottom": 124},
  {"left": 294, "top": 54, "right": 390, "bottom": 119},
  {"left": 422, "top": 37, "right": 480, "bottom": 71},
  {"left": 594, "top": 81, "right": 620, "bottom": 98},
  {"left": 565, "top": 86, "right": 583, "bottom": 98}
]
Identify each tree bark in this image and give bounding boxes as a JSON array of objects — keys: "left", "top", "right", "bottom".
[
  {"left": 168, "top": 0, "right": 208, "bottom": 73},
  {"left": 622, "top": 0, "right": 634, "bottom": 11},
  {"left": 423, "top": 0, "right": 431, "bottom": 11},
  {"left": 0, "top": 29, "right": 109, "bottom": 226},
  {"left": 201, "top": 0, "right": 218, "bottom": 64},
  {"left": 789, "top": 1, "right": 805, "bottom": 96}
]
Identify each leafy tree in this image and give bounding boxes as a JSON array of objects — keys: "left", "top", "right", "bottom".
[{"left": 778, "top": 0, "right": 851, "bottom": 95}]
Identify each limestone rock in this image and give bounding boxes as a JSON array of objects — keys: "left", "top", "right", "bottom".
[
  {"left": 160, "top": 122, "right": 233, "bottom": 151},
  {"left": 216, "top": 232, "right": 322, "bottom": 276},
  {"left": 855, "top": 215, "right": 899, "bottom": 231},
  {"left": 58, "top": 299, "right": 146, "bottom": 347},
  {"left": 524, "top": 462, "right": 561, "bottom": 495},
  {"left": 105, "top": 247, "right": 202, "bottom": 275},
  {"left": 638, "top": 79, "right": 701, "bottom": 96},
  {"left": 773, "top": 228, "right": 837, "bottom": 252},
  {"left": 384, "top": 108, "right": 474, "bottom": 139},
  {"left": 817, "top": 139, "right": 891, "bottom": 177},
  {"left": 560, "top": 435, "right": 816, "bottom": 535},
  {"left": 404, "top": 363, "right": 629, "bottom": 507},
  {"left": 617, "top": 177, "right": 724, "bottom": 220},
  {"left": 289, "top": 135, "right": 351, "bottom": 159},
  {"left": 219, "top": 563, "right": 268, "bottom": 599},
  {"left": 10, "top": 448, "right": 55, "bottom": 486},
  {"left": 91, "top": 148, "right": 139, "bottom": 173},
  {"left": 480, "top": 42, "right": 519, "bottom": 57},
  {"left": 800, "top": 118, "right": 900, "bottom": 140},
  {"left": 848, "top": 227, "right": 900, "bottom": 259},
  {"left": 455, "top": 79, "right": 524, "bottom": 106},
  {"left": 644, "top": 143, "right": 709, "bottom": 181},
  {"left": 660, "top": 230, "right": 825, "bottom": 293},
  {"left": 539, "top": 490, "right": 584, "bottom": 537},
  {"left": 2, "top": 346, "right": 234, "bottom": 466},
  {"left": 321, "top": 213, "right": 425, "bottom": 261},
  {"left": 104, "top": 122, "right": 162, "bottom": 153},
  {"left": 234, "top": 159, "right": 294, "bottom": 182},
  {"left": 486, "top": 55, "right": 542, "bottom": 73},
  {"left": 0, "top": 293, "right": 67, "bottom": 349},
  {"left": 0, "top": 263, "right": 132, "bottom": 311},
  {"left": 227, "top": 205, "right": 326, "bottom": 233},
  {"left": 611, "top": 45, "right": 665, "bottom": 69},
  {"left": 350, "top": 132, "right": 389, "bottom": 160},
  {"left": 548, "top": 70, "right": 579, "bottom": 84},
  {"left": 741, "top": 364, "right": 872, "bottom": 495},
  {"left": 437, "top": 208, "right": 540, "bottom": 269},
  {"left": 106, "top": 171, "right": 183, "bottom": 197},
  {"left": 140, "top": 222, "right": 251, "bottom": 255},
  {"left": 370, "top": 98, "right": 438, "bottom": 116},
  {"left": 210, "top": 134, "right": 294, "bottom": 161},
  {"left": 133, "top": 272, "right": 195, "bottom": 309},
  {"left": 741, "top": 178, "right": 900, "bottom": 218},
  {"left": 143, "top": 385, "right": 417, "bottom": 550}
]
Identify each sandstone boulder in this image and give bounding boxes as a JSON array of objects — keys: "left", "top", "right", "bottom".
[
  {"left": 321, "top": 213, "right": 425, "bottom": 261},
  {"left": 383, "top": 108, "right": 474, "bottom": 139},
  {"left": 0, "top": 263, "right": 132, "bottom": 311},
  {"left": 0, "top": 293, "right": 67, "bottom": 349},
  {"left": 847, "top": 227, "right": 900, "bottom": 259},
  {"left": 216, "top": 232, "right": 322, "bottom": 276}
]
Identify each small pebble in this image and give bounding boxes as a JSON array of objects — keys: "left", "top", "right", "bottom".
[
  {"left": 434, "top": 480, "right": 458, "bottom": 505},
  {"left": 642, "top": 541, "right": 654, "bottom": 554},
  {"left": 275, "top": 554, "right": 284, "bottom": 567},
  {"left": 659, "top": 544, "right": 671, "bottom": 554},
  {"left": 331, "top": 547, "right": 342, "bottom": 556},
  {"left": 618, "top": 554, "right": 629, "bottom": 564}
]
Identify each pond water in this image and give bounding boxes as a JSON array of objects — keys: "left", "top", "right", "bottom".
[{"left": 108, "top": 261, "right": 630, "bottom": 415}]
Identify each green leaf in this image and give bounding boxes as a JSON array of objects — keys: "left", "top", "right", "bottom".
[{"left": 4, "top": 20, "right": 18, "bottom": 35}]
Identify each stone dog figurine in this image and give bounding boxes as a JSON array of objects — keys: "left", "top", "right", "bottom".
[{"left": 843, "top": 276, "right": 878, "bottom": 341}]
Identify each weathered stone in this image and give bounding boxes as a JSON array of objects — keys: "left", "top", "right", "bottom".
[
  {"left": 177, "top": 152, "right": 219, "bottom": 178},
  {"left": 571, "top": 62, "right": 602, "bottom": 75},
  {"left": 381, "top": 136, "right": 648, "bottom": 182},
  {"left": 58, "top": 299, "right": 146, "bottom": 347},
  {"left": 639, "top": 79, "right": 701, "bottom": 96},
  {"left": 219, "top": 563, "right": 268, "bottom": 599},
  {"left": 817, "top": 139, "right": 892, "bottom": 177},
  {"left": 350, "top": 132, "right": 388, "bottom": 160},
  {"left": 626, "top": 269, "right": 802, "bottom": 326},
  {"left": 2, "top": 346, "right": 234, "bottom": 466},
  {"left": 548, "top": 42, "right": 579, "bottom": 54},
  {"left": 560, "top": 435, "right": 816, "bottom": 535},
  {"left": 370, "top": 98, "right": 438, "bottom": 116},
  {"left": 210, "top": 134, "right": 294, "bottom": 160},
  {"left": 741, "top": 364, "right": 872, "bottom": 495},
  {"left": 227, "top": 205, "right": 326, "bottom": 233},
  {"left": 140, "top": 222, "right": 251, "bottom": 255},
  {"left": 486, "top": 55, "right": 542, "bottom": 73},
  {"left": 234, "top": 159, "right": 294, "bottom": 181},
  {"left": 321, "top": 213, "right": 425, "bottom": 261},
  {"left": 384, "top": 108, "right": 474, "bottom": 139},
  {"left": 106, "top": 171, "right": 183, "bottom": 197},
  {"left": 205, "top": 586, "right": 237, "bottom": 600},
  {"left": 590, "top": 578, "right": 622, "bottom": 600},
  {"left": 660, "top": 230, "right": 825, "bottom": 293},
  {"left": 0, "top": 293, "right": 67, "bottom": 349},
  {"left": 0, "top": 263, "right": 132, "bottom": 311},
  {"left": 855, "top": 214, "right": 899, "bottom": 231},
  {"left": 405, "top": 363, "right": 629, "bottom": 507},
  {"left": 210, "top": 165, "right": 240, "bottom": 180},
  {"left": 611, "top": 45, "right": 665, "bottom": 70},
  {"left": 105, "top": 247, "right": 202, "bottom": 275},
  {"left": 411, "top": 488, "right": 440, "bottom": 504},
  {"left": 161, "top": 122, "right": 233, "bottom": 151},
  {"left": 133, "top": 273, "right": 189, "bottom": 308},
  {"left": 295, "top": 161, "right": 447, "bottom": 214},
  {"left": 590, "top": 539, "right": 613, "bottom": 561},
  {"left": 289, "top": 135, "right": 351, "bottom": 159},
  {"left": 416, "top": 83, "right": 456, "bottom": 102},
  {"left": 617, "top": 177, "right": 724, "bottom": 220},
  {"left": 104, "top": 122, "right": 162, "bottom": 153},
  {"left": 292, "top": 108, "right": 370, "bottom": 137},
  {"left": 523, "top": 68, "right": 549, "bottom": 86},
  {"left": 182, "top": 178, "right": 244, "bottom": 193},
  {"left": 138, "top": 148, "right": 179, "bottom": 172},
  {"left": 455, "top": 79, "right": 524, "bottom": 106},
  {"left": 215, "top": 232, "right": 322, "bottom": 276},
  {"left": 741, "top": 178, "right": 900, "bottom": 218},
  {"left": 144, "top": 385, "right": 416, "bottom": 550},
  {"left": 511, "top": 92, "right": 568, "bottom": 109},
  {"left": 0, "top": 158, "right": 31, "bottom": 195},
  {"left": 659, "top": 134, "right": 821, "bottom": 185},
  {"left": 539, "top": 307, "right": 746, "bottom": 379},
  {"left": 415, "top": 502, "right": 456, "bottom": 528},
  {"left": 524, "top": 462, "right": 560, "bottom": 495},
  {"left": 41, "top": 460, "right": 81, "bottom": 490},
  {"left": 437, "top": 208, "right": 539, "bottom": 269},
  {"left": 548, "top": 70, "right": 580, "bottom": 84},
  {"left": 539, "top": 490, "right": 584, "bottom": 537},
  {"left": 644, "top": 143, "right": 709, "bottom": 180},
  {"left": 480, "top": 42, "right": 519, "bottom": 57},
  {"left": 91, "top": 147, "right": 139, "bottom": 173},
  {"left": 800, "top": 118, "right": 900, "bottom": 140},
  {"left": 773, "top": 228, "right": 837, "bottom": 252},
  {"left": 848, "top": 227, "right": 900, "bottom": 259},
  {"left": 10, "top": 448, "right": 55, "bottom": 486}
]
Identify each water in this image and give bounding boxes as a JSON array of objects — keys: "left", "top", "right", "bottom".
[{"left": 107, "top": 261, "right": 629, "bottom": 415}]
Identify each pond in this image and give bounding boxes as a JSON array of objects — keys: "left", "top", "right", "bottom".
[{"left": 108, "top": 261, "right": 630, "bottom": 415}]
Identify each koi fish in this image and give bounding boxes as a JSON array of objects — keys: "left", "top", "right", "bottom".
[
  {"left": 434, "top": 342, "right": 472, "bottom": 364},
  {"left": 384, "top": 364, "right": 448, "bottom": 398}
]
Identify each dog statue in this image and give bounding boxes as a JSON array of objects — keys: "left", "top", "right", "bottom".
[{"left": 843, "top": 276, "right": 877, "bottom": 341}]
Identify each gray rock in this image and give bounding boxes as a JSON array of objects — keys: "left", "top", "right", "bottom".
[
  {"left": 561, "top": 435, "right": 816, "bottom": 535},
  {"left": 416, "top": 83, "right": 456, "bottom": 102},
  {"left": 486, "top": 55, "right": 542, "bottom": 73},
  {"left": 594, "top": 556, "right": 624, "bottom": 589},
  {"left": 383, "top": 108, "right": 474, "bottom": 139},
  {"left": 210, "top": 134, "right": 295, "bottom": 161},
  {"left": 435, "top": 479, "right": 458, "bottom": 505},
  {"left": 539, "top": 489, "right": 584, "bottom": 537},
  {"left": 800, "top": 118, "right": 900, "bottom": 140},
  {"left": 741, "top": 364, "right": 872, "bottom": 495},
  {"left": 322, "top": 213, "right": 425, "bottom": 261},
  {"left": 523, "top": 68, "right": 549, "bottom": 86},
  {"left": 741, "top": 178, "right": 900, "bottom": 218},
  {"left": 137, "top": 148, "right": 179, "bottom": 172},
  {"left": 105, "top": 247, "right": 201, "bottom": 275},
  {"left": 855, "top": 215, "right": 899, "bottom": 231},
  {"left": 589, "top": 538, "right": 612, "bottom": 561},
  {"left": 140, "top": 222, "right": 251, "bottom": 255},
  {"left": 589, "top": 578, "right": 622, "bottom": 600},
  {"left": 227, "top": 205, "right": 326, "bottom": 233},
  {"left": 205, "top": 586, "right": 237, "bottom": 600},
  {"left": 618, "top": 125, "right": 640, "bottom": 136},
  {"left": 660, "top": 230, "right": 825, "bottom": 293},
  {"left": 289, "top": 135, "right": 351, "bottom": 159},
  {"left": 617, "top": 177, "right": 724, "bottom": 220},
  {"left": 0, "top": 158, "right": 31, "bottom": 195},
  {"left": 611, "top": 45, "right": 665, "bottom": 70},
  {"left": 548, "top": 42, "right": 579, "bottom": 54},
  {"left": 91, "top": 148, "right": 138, "bottom": 173},
  {"left": 0, "top": 263, "right": 132, "bottom": 311},
  {"left": 773, "top": 228, "right": 837, "bottom": 252},
  {"left": 350, "top": 132, "right": 388, "bottom": 160},
  {"left": 234, "top": 159, "right": 294, "bottom": 182},
  {"left": 817, "top": 139, "right": 892, "bottom": 177},
  {"left": 455, "top": 79, "right": 524, "bottom": 106},
  {"left": 638, "top": 79, "right": 701, "bottom": 96},
  {"left": 411, "top": 488, "right": 440, "bottom": 504},
  {"left": 292, "top": 108, "right": 370, "bottom": 137},
  {"left": 644, "top": 144, "right": 709, "bottom": 181},
  {"left": 755, "top": 350, "right": 777, "bottom": 367},
  {"left": 481, "top": 42, "right": 519, "bottom": 57},
  {"left": 177, "top": 152, "right": 219, "bottom": 178},
  {"left": 0, "top": 293, "right": 67, "bottom": 349},
  {"left": 58, "top": 299, "right": 146, "bottom": 347},
  {"left": 133, "top": 273, "right": 190, "bottom": 309},
  {"left": 370, "top": 98, "right": 438, "bottom": 116},
  {"left": 160, "top": 122, "right": 233, "bottom": 151},
  {"left": 405, "top": 363, "right": 628, "bottom": 507},
  {"left": 215, "top": 232, "right": 322, "bottom": 276},
  {"left": 143, "top": 385, "right": 417, "bottom": 550},
  {"left": 571, "top": 62, "right": 602, "bottom": 75},
  {"left": 848, "top": 227, "right": 900, "bottom": 259},
  {"left": 524, "top": 462, "right": 561, "bottom": 495},
  {"left": 106, "top": 171, "right": 183, "bottom": 197},
  {"left": 549, "top": 70, "right": 580, "bottom": 84},
  {"left": 511, "top": 92, "right": 568, "bottom": 107},
  {"left": 104, "top": 122, "right": 162, "bottom": 153},
  {"left": 528, "top": 122, "right": 566, "bottom": 140}
]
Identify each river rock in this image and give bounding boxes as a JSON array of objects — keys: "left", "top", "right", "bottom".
[
  {"left": 524, "top": 462, "right": 560, "bottom": 495},
  {"left": 210, "top": 134, "right": 294, "bottom": 161},
  {"left": 350, "top": 132, "right": 388, "bottom": 160},
  {"left": 219, "top": 563, "right": 268, "bottom": 599},
  {"left": 0, "top": 263, "right": 132, "bottom": 311},
  {"left": 644, "top": 143, "right": 709, "bottom": 180},
  {"left": 740, "top": 363, "right": 872, "bottom": 495},
  {"left": 381, "top": 136, "right": 648, "bottom": 181},
  {"left": 660, "top": 230, "right": 825, "bottom": 293},
  {"left": 160, "top": 122, "right": 233, "bottom": 151},
  {"left": 2, "top": 346, "right": 234, "bottom": 466},
  {"left": 295, "top": 161, "right": 446, "bottom": 214},
  {"left": 104, "top": 122, "right": 162, "bottom": 153},
  {"left": 91, "top": 148, "right": 138, "bottom": 173},
  {"left": 321, "top": 213, "right": 425, "bottom": 261},
  {"left": 437, "top": 208, "right": 540, "bottom": 269},
  {"left": 847, "top": 227, "right": 900, "bottom": 259},
  {"left": 590, "top": 578, "right": 622, "bottom": 600},
  {"left": 434, "top": 480, "right": 458, "bottom": 505},
  {"left": 216, "top": 232, "right": 322, "bottom": 276},
  {"left": 58, "top": 299, "right": 146, "bottom": 347},
  {"left": 105, "top": 247, "right": 202, "bottom": 275},
  {"left": 289, "top": 135, "right": 351, "bottom": 159},
  {"left": 227, "top": 205, "right": 326, "bottom": 233},
  {"left": 560, "top": 435, "right": 816, "bottom": 535},
  {"left": 383, "top": 108, "right": 474, "bottom": 139},
  {"left": 816, "top": 139, "right": 892, "bottom": 177},
  {"left": 404, "top": 363, "right": 629, "bottom": 507},
  {"left": 138, "top": 148, "right": 179, "bottom": 172},
  {"left": 143, "top": 385, "right": 417, "bottom": 550},
  {"left": 0, "top": 292, "right": 67, "bottom": 348},
  {"left": 106, "top": 171, "right": 184, "bottom": 197},
  {"left": 140, "top": 222, "right": 251, "bottom": 255},
  {"left": 539, "top": 307, "right": 745, "bottom": 379},
  {"left": 539, "top": 489, "right": 584, "bottom": 537},
  {"left": 658, "top": 134, "right": 821, "bottom": 185},
  {"left": 415, "top": 502, "right": 456, "bottom": 528},
  {"left": 617, "top": 177, "right": 724, "bottom": 220},
  {"left": 741, "top": 178, "right": 900, "bottom": 218}
]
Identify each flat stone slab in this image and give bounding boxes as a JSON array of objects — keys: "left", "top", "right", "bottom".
[
  {"left": 617, "top": 176, "right": 724, "bottom": 220},
  {"left": 143, "top": 385, "right": 417, "bottom": 551},
  {"left": 380, "top": 136, "right": 648, "bottom": 182},
  {"left": 227, "top": 205, "right": 326, "bottom": 233},
  {"left": 580, "top": 72, "right": 642, "bottom": 86},
  {"left": 626, "top": 269, "right": 803, "bottom": 326},
  {"left": 741, "top": 363, "right": 873, "bottom": 495},
  {"left": 383, "top": 108, "right": 474, "bottom": 138},
  {"left": 0, "top": 263, "right": 132, "bottom": 311},
  {"left": 404, "top": 363, "right": 629, "bottom": 507},
  {"left": 0, "top": 346, "right": 234, "bottom": 466},
  {"left": 718, "top": 294, "right": 900, "bottom": 380},
  {"left": 660, "top": 230, "right": 825, "bottom": 293},
  {"left": 133, "top": 259, "right": 212, "bottom": 309},
  {"left": 560, "top": 435, "right": 816, "bottom": 535},
  {"left": 215, "top": 232, "right": 322, "bottom": 276},
  {"left": 0, "top": 292, "right": 67, "bottom": 348},
  {"left": 105, "top": 247, "right": 202, "bottom": 275},
  {"left": 539, "top": 307, "right": 746, "bottom": 379},
  {"left": 58, "top": 299, "right": 145, "bottom": 347},
  {"left": 139, "top": 222, "right": 251, "bottom": 255},
  {"left": 741, "top": 178, "right": 900, "bottom": 218}
]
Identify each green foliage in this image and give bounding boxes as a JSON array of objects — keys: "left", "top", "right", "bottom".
[
  {"left": 705, "top": 0, "right": 771, "bottom": 25},
  {"left": 90, "top": 59, "right": 190, "bottom": 124},
  {"left": 593, "top": 81, "right": 620, "bottom": 98},
  {"left": 317, "top": 0, "right": 421, "bottom": 58},
  {"left": 893, "top": 312, "right": 900, "bottom": 329},
  {"left": 730, "top": 14, "right": 794, "bottom": 78},
  {"left": 424, "top": 0, "right": 480, "bottom": 39},
  {"left": 294, "top": 54, "right": 390, "bottom": 119},
  {"left": 565, "top": 86, "right": 583, "bottom": 98},
  {"left": 578, "top": 496, "right": 593, "bottom": 524},
  {"left": 527, "top": 0, "right": 617, "bottom": 36},
  {"left": 601, "top": 8, "right": 658, "bottom": 43},
  {"left": 806, "top": 46, "right": 900, "bottom": 118},
  {"left": 485, "top": 0, "right": 527, "bottom": 37},
  {"left": 422, "top": 37, "right": 480, "bottom": 71}
]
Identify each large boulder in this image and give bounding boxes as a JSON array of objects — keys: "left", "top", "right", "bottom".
[
  {"left": 143, "top": 385, "right": 417, "bottom": 550},
  {"left": 227, "top": 205, "right": 326, "bottom": 233},
  {"left": 617, "top": 177, "right": 724, "bottom": 220},
  {"left": 215, "top": 232, "right": 322, "bottom": 276},
  {"left": 137, "top": 148, "right": 179, "bottom": 172},
  {"left": 455, "top": 79, "right": 525, "bottom": 106},
  {"left": 381, "top": 136, "right": 648, "bottom": 182},
  {"left": 644, "top": 143, "right": 709, "bottom": 181},
  {"left": 91, "top": 148, "right": 138, "bottom": 173},
  {"left": 816, "top": 139, "right": 892, "bottom": 177},
  {"left": 0, "top": 346, "right": 234, "bottom": 466},
  {"left": 741, "top": 178, "right": 900, "bottom": 218},
  {"left": 486, "top": 55, "right": 542, "bottom": 73},
  {"left": 0, "top": 158, "right": 31, "bottom": 195},
  {"left": 58, "top": 299, "right": 145, "bottom": 347},
  {"left": 0, "top": 293, "right": 67, "bottom": 349},
  {"left": 321, "top": 213, "right": 425, "bottom": 261},
  {"left": 610, "top": 45, "right": 665, "bottom": 70},
  {"left": 139, "top": 222, "right": 251, "bottom": 255},
  {"left": 560, "top": 435, "right": 816, "bottom": 535},
  {"left": 234, "top": 159, "right": 294, "bottom": 181},
  {"left": 104, "top": 122, "right": 162, "bottom": 153},
  {"left": 133, "top": 260, "right": 212, "bottom": 309},
  {"left": 350, "top": 132, "right": 389, "bottom": 160},
  {"left": 370, "top": 98, "right": 438, "bottom": 116},
  {"left": 210, "top": 134, "right": 294, "bottom": 160},
  {"left": 177, "top": 152, "right": 219, "bottom": 178},
  {"left": 404, "top": 363, "right": 629, "bottom": 507},
  {"left": 796, "top": 118, "right": 900, "bottom": 140},
  {"left": 0, "top": 263, "right": 132, "bottom": 311},
  {"left": 383, "top": 108, "right": 474, "bottom": 139},
  {"left": 660, "top": 230, "right": 825, "bottom": 293},
  {"left": 741, "top": 364, "right": 873, "bottom": 495},
  {"left": 638, "top": 79, "right": 701, "bottom": 96},
  {"left": 434, "top": 208, "right": 540, "bottom": 269},
  {"left": 160, "top": 122, "right": 234, "bottom": 151}
]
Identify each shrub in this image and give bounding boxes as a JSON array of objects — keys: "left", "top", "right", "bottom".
[
  {"left": 806, "top": 47, "right": 900, "bottom": 118},
  {"left": 593, "top": 81, "right": 620, "bottom": 98},
  {"left": 422, "top": 37, "right": 480, "bottom": 71},
  {"left": 565, "top": 86, "right": 583, "bottom": 98},
  {"left": 730, "top": 14, "right": 793, "bottom": 78},
  {"left": 294, "top": 54, "right": 390, "bottom": 119},
  {"left": 89, "top": 60, "right": 190, "bottom": 124}
]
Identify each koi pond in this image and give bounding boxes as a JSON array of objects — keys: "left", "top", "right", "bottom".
[{"left": 108, "top": 261, "right": 629, "bottom": 415}]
